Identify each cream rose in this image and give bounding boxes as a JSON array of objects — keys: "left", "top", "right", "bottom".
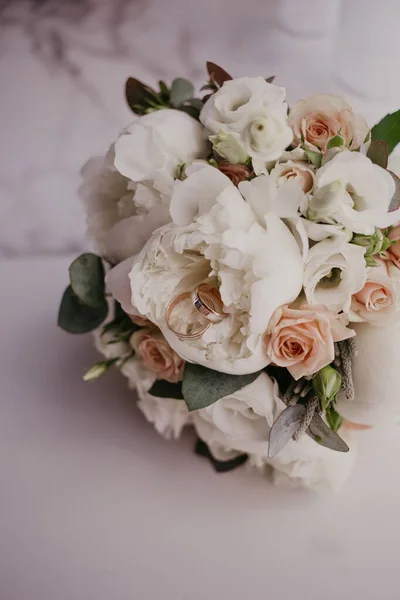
[
  {"left": 193, "top": 373, "right": 355, "bottom": 491},
  {"left": 128, "top": 164, "right": 304, "bottom": 375},
  {"left": 200, "top": 77, "right": 293, "bottom": 174},
  {"left": 130, "top": 328, "right": 185, "bottom": 383},
  {"left": 270, "top": 159, "right": 315, "bottom": 193},
  {"left": 349, "top": 259, "right": 399, "bottom": 325},
  {"left": 264, "top": 305, "right": 355, "bottom": 380},
  {"left": 310, "top": 151, "right": 398, "bottom": 235},
  {"left": 289, "top": 93, "right": 369, "bottom": 151},
  {"left": 303, "top": 238, "right": 367, "bottom": 311}
]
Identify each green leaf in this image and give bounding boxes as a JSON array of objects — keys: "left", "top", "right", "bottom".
[
  {"left": 206, "top": 61, "right": 233, "bottom": 87},
  {"left": 170, "top": 78, "right": 195, "bottom": 108},
  {"left": 182, "top": 363, "right": 262, "bottom": 412},
  {"left": 195, "top": 438, "right": 248, "bottom": 473},
  {"left": 148, "top": 380, "right": 184, "bottom": 400},
  {"left": 326, "top": 134, "right": 345, "bottom": 150},
  {"left": 69, "top": 253, "right": 105, "bottom": 308},
  {"left": 307, "top": 413, "right": 349, "bottom": 452},
  {"left": 367, "top": 140, "right": 389, "bottom": 168},
  {"left": 58, "top": 285, "right": 108, "bottom": 334},
  {"left": 371, "top": 110, "right": 400, "bottom": 154},
  {"left": 303, "top": 145, "right": 322, "bottom": 167},
  {"left": 325, "top": 405, "right": 344, "bottom": 433},
  {"left": 268, "top": 404, "right": 306, "bottom": 458}
]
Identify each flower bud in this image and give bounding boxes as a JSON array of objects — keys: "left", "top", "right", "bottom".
[
  {"left": 312, "top": 365, "right": 342, "bottom": 410},
  {"left": 351, "top": 228, "right": 386, "bottom": 259},
  {"left": 83, "top": 359, "right": 116, "bottom": 382},
  {"left": 209, "top": 131, "right": 248, "bottom": 164}
]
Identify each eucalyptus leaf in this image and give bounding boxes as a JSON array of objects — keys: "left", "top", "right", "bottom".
[
  {"left": 388, "top": 171, "right": 400, "bottom": 212},
  {"left": 69, "top": 253, "right": 105, "bottom": 308},
  {"left": 148, "top": 380, "right": 184, "bottom": 400},
  {"left": 206, "top": 61, "right": 233, "bottom": 87},
  {"left": 195, "top": 438, "right": 248, "bottom": 473},
  {"left": 307, "top": 413, "right": 349, "bottom": 452},
  {"left": 58, "top": 285, "right": 108, "bottom": 334},
  {"left": 268, "top": 404, "right": 306, "bottom": 458},
  {"left": 371, "top": 110, "right": 400, "bottom": 154},
  {"left": 182, "top": 363, "right": 262, "bottom": 412},
  {"left": 170, "top": 78, "right": 195, "bottom": 108},
  {"left": 367, "top": 140, "right": 389, "bottom": 168}
]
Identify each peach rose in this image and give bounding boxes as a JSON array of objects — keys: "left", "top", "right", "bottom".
[
  {"left": 218, "top": 162, "right": 252, "bottom": 186},
  {"left": 264, "top": 304, "right": 355, "bottom": 380},
  {"left": 350, "top": 259, "right": 398, "bottom": 325},
  {"left": 289, "top": 94, "right": 369, "bottom": 152},
  {"left": 130, "top": 328, "right": 185, "bottom": 383},
  {"left": 386, "top": 224, "right": 400, "bottom": 269}
]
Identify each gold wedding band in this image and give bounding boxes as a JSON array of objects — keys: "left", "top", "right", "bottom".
[
  {"left": 165, "top": 291, "right": 212, "bottom": 340},
  {"left": 191, "top": 284, "right": 226, "bottom": 323}
]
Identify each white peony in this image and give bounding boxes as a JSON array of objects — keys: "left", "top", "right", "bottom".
[
  {"left": 303, "top": 238, "right": 366, "bottom": 311},
  {"left": 336, "top": 322, "right": 400, "bottom": 426},
  {"left": 114, "top": 109, "right": 209, "bottom": 182},
  {"left": 128, "top": 164, "right": 304, "bottom": 374},
  {"left": 309, "top": 151, "right": 398, "bottom": 235},
  {"left": 200, "top": 77, "right": 293, "bottom": 174},
  {"left": 193, "top": 373, "right": 355, "bottom": 492},
  {"left": 80, "top": 110, "right": 208, "bottom": 264}
]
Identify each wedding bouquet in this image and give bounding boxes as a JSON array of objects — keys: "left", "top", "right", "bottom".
[{"left": 58, "top": 62, "right": 400, "bottom": 491}]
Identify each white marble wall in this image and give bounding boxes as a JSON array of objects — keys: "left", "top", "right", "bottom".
[{"left": 0, "top": 0, "right": 399, "bottom": 257}]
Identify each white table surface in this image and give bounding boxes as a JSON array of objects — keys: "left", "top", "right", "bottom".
[{"left": 1, "top": 256, "right": 400, "bottom": 600}]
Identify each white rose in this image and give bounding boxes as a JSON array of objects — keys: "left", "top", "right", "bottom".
[
  {"left": 114, "top": 109, "right": 209, "bottom": 182},
  {"left": 303, "top": 238, "right": 366, "bottom": 311},
  {"left": 310, "top": 152, "right": 398, "bottom": 235},
  {"left": 200, "top": 77, "right": 293, "bottom": 174},
  {"left": 193, "top": 373, "right": 355, "bottom": 491},
  {"left": 80, "top": 150, "right": 171, "bottom": 263},
  {"left": 336, "top": 322, "right": 400, "bottom": 426},
  {"left": 270, "top": 159, "right": 315, "bottom": 193},
  {"left": 128, "top": 164, "right": 304, "bottom": 375}
]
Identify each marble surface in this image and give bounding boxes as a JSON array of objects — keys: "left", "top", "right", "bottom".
[
  {"left": 2, "top": 255, "right": 400, "bottom": 600},
  {"left": 1, "top": 0, "right": 400, "bottom": 257}
]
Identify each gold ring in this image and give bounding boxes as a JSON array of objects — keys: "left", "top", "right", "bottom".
[
  {"left": 191, "top": 284, "right": 226, "bottom": 323},
  {"left": 165, "top": 291, "right": 212, "bottom": 340}
]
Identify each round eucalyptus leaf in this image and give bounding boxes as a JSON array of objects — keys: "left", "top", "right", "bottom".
[
  {"left": 58, "top": 285, "right": 108, "bottom": 334},
  {"left": 69, "top": 253, "right": 105, "bottom": 308}
]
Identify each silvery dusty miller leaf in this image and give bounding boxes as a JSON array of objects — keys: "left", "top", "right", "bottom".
[
  {"left": 307, "top": 413, "right": 349, "bottom": 452},
  {"left": 268, "top": 404, "right": 306, "bottom": 458}
]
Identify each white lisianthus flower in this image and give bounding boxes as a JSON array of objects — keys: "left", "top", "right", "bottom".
[
  {"left": 309, "top": 152, "right": 398, "bottom": 235},
  {"left": 114, "top": 109, "right": 209, "bottom": 182},
  {"left": 200, "top": 77, "right": 293, "bottom": 174},
  {"left": 80, "top": 110, "right": 208, "bottom": 263},
  {"left": 336, "top": 322, "right": 400, "bottom": 426},
  {"left": 303, "top": 239, "right": 367, "bottom": 311},
  {"left": 193, "top": 373, "right": 355, "bottom": 492},
  {"left": 128, "top": 164, "right": 303, "bottom": 374}
]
